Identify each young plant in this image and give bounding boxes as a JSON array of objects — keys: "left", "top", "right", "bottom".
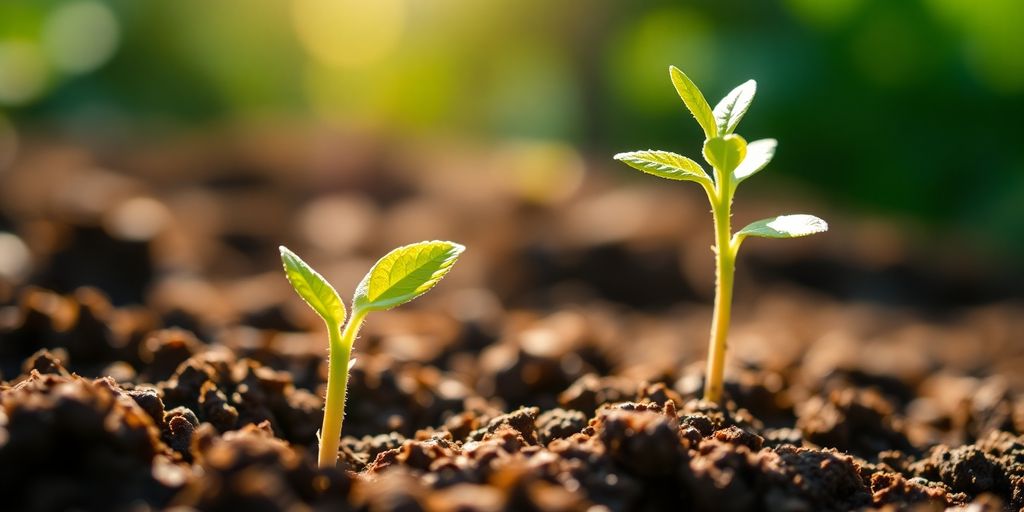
[
  {"left": 614, "top": 66, "right": 827, "bottom": 404},
  {"left": 280, "top": 240, "right": 464, "bottom": 467}
]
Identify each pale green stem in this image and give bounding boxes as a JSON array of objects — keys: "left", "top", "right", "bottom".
[
  {"left": 317, "top": 309, "right": 368, "bottom": 468},
  {"left": 703, "top": 171, "right": 736, "bottom": 403}
]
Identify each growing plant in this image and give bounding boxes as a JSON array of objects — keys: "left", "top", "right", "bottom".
[
  {"left": 280, "top": 240, "right": 464, "bottom": 467},
  {"left": 614, "top": 66, "right": 827, "bottom": 404}
]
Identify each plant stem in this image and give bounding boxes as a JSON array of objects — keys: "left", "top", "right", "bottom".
[
  {"left": 704, "top": 176, "right": 735, "bottom": 403},
  {"left": 317, "top": 310, "right": 367, "bottom": 468}
]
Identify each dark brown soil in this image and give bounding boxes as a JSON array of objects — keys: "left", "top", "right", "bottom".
[{"left": 1, "top": 131, "right": 1023, "bottom": 511}]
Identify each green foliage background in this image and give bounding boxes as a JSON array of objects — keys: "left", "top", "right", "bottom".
[{"left": 2, "top": 0, "right": 1022, "bottom": 253}]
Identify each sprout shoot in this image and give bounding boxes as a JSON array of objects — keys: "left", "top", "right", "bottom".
[
  {"left": 280, "top": 240, "right": 464, "bottom": 467},
  {"left": 614, "top": 66, "right": 827, "bottom": 403}
]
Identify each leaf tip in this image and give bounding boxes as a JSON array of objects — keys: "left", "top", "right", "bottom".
[
  {"left": 448, "top": 241, "right": 467, "bottom": 256},
  {"left": 668, "top": 65, "right": 690, "bottom": 83},
  {"left": 279, "top": 245, "right": 300, "bottom": 262},
  {"left": 279, "top": 246, "right": 296, "bottom": 270}
]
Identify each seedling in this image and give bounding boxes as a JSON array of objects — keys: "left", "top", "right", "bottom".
[
  {"left": 614, "top": 66, "right": 827, "bottom": 403},
  {"left": 280, "top": 240, "right": 464, "bottom": 467}
]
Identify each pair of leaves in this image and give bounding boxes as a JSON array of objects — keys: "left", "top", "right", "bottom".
[
  {"left": 281, "top": 241, "right": 464, "bottom": 327},
  {"left": 615, "top": 137, "right": 776, "bottom": 186},
  {"left": 620, "top": 68, "right": 770, "bottom": 185},
  {"left": 614, "top": 151, "right": 825, "bottom": 240},
  {"left": 703, "top": 135, "right": 779, "bottom": 182},
  {"left": 702, "top": 135, "right": 779, "bottom": 181},
  {"left": 620, "top": 65, "right": 828, "bottom": 245},
  {"left": 670, "top": 66, "right": 756, "bottom": 140}
]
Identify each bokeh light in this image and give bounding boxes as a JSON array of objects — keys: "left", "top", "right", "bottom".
[
  {"left": 292, "top": 0, "right": 406, "bottom": 69},
  {"left": 0, "top": 41, "right": 49, "bottom": 105},
  {"left": 926, "top": 0, "right": 1024, "bottom": 93},
  {"left": 608, "top": 7, "right": 716, "bottom": 115},
  {"left": 0, "top": 232, "right": 31, "bottom": 281},
  {"left": 42, "top": 1, "right": 120, "bottom": 75}
]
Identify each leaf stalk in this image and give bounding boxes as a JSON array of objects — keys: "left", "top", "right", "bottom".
[
  {"left": 317, "top": 309, "right": 367, "bottom": 467},
  {"left": 705, "top": 169, "right": 735, "bottom": 403}
]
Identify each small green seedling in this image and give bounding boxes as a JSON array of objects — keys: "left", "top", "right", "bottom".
[
  {"left": 614, "top": 66, "right": 827, "bottom": 404},
  {"left": 280, "top": 240, "right": 464, "bottom": 467}
]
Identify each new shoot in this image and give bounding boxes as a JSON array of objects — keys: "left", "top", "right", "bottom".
[
  {"left": 280, "top": 240, "right": 464, "bottom": 467},
  {"left": 614, "top": 66, "right": 828, "bottom": 404}
]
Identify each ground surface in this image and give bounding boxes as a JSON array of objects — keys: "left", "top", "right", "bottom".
[{"left": 1, "top": 130, "right": 1022, "bottom": 511}]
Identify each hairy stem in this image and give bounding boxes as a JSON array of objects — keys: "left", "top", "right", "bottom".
[
  {"left": 704, "top": 176, "right": 735, "bottom": 403},
  {"left": 317, "top": 310, "right": 367, "bottom": 467}
]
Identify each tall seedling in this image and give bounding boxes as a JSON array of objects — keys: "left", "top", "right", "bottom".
[{"left": 615, "top": 66, "right": 827, "bottom": 403}]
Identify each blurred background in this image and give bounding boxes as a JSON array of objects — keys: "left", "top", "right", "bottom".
[{"left": 0, "top": 0, "right": 1022, "bottom": 315}]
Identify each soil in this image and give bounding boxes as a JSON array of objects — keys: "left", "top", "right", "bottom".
[{"left": 1, "top": 130, "right": 1023, "bottom": 511}]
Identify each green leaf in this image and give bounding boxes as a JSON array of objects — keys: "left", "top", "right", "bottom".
[
  {"left": 713, "top": 80, "right": 756, "bottom": 135},
  {"left": 280, "top": 246, "right": 346, "bottom": 325},
  {"left": 733, "top": 139, "right": 777, "bottom": 182},
  {"left": 353, "top": 240, "right": 464, "bottom": 312},
  {"left": 613, "top": 150, "right": 711, "bottom": 184},
  {"left": 703, "top": 134, "right": 747, "bottom": 173},
  {"left": 736, "top": 214, "right": 828, "bottom": 239},
  {"left": 669, "top": 66, "right": 717, "bottom": 140}
]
